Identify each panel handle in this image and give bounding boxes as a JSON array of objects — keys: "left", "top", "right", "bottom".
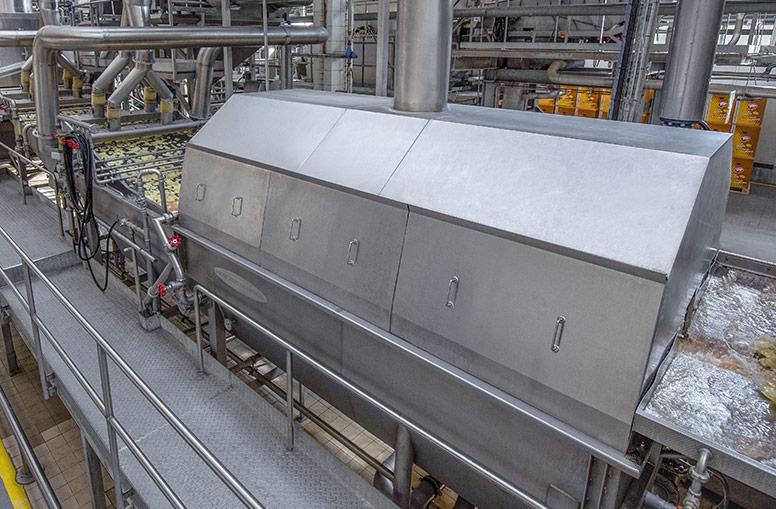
[
  {"left": 347, "top": 239, "right": 359, "bottom": 266},
  {"left": 195, "top": 183, "right": 206, "bottom": 201},
  {"left": 551, "top": 316, "right": 566, "bottom": 353},
  {"left": 231, "top": 197, "right": 243, "bottom": 217},
  {"left": 446, "top": 276, "right": 459, "bottom": 309},
  {"left": 289, "top": 217, "right": 302, "bottom": 241}
]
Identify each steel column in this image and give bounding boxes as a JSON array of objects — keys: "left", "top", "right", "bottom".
[
  {"left": 375, "top": 0, "right": 390, "bottom": 96},
  {"left": 659, "top": 0, "right": 726, "bottom": 125}
]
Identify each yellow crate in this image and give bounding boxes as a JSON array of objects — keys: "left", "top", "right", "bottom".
[
  {"left": 706, "top": 93, "right": 733, "bottom": 125},
  {"left": 731, "top": 158, "right": 754, "bottom": 193},
  {"left": 556, "top": 86, "right": 578, "bottom": 109},
  {"left": 707, "top": 122, "right": 732, "bottom": 133},
  {"left": 576, "top": 87, "right": 600, "bottom": 113},
  {"left": 537, "top": 97, "right": 556, "bottom": 114},
  {"left": 735, "top": 98, "right": 767, "bottom": 127},
  {"left": 733, "top": 126, "right": 760, "bottom": 160}
]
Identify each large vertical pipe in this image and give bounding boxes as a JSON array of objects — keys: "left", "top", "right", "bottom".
[
  {"left": 393, "top": 0, "right": 452, "bottom": 112},
  {"left": 659, "top": 0, "right": 726, "bottom": 126}
]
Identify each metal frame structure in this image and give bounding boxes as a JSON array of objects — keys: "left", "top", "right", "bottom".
[{"left": 0, "top": 224, "right": 264, "bottom": 509}]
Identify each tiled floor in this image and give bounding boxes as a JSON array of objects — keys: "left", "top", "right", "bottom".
[{"left": 0, "top": 324, "right": 114, "bottom": 509}]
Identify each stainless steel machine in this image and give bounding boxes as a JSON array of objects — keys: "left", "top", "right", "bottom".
[{"left": 172, "top": 88, "right": 733, "bottom": 508}]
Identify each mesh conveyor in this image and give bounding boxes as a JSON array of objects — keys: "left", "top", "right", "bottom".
[{"left": 93, "top": 130, "right": 196, "bottom": 211}]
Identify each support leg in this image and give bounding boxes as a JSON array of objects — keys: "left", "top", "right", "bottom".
[
  {"left": 0, "top": 307, "right": 19, "bottom": 376},
  {"left": 206, "top": 301, "right": 227, "bottom": 366},
  {"left": 393, "top": 424, "right": 414, "bottom": 509},
  {"left": 82, "top": 434, "right": 107, "bottom": 509}
]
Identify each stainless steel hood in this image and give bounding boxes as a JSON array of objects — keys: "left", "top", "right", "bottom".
[{"left": 177, "top": 89, "right": 731, "bottom": 506}]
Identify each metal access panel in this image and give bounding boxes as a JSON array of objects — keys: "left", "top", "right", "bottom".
[
  {"left": 391, "top": 210, "right": 665, "bottom": 447},
  {"left": 179, "top": 148, "right": 270, "bottom": 262},
  {"left": 259, "top": 173, "right": 408, "bottom": 329}
]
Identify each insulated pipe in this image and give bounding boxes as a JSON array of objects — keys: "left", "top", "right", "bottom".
[
  {"left": 32, "top": 25, "right": 329, "bottom": 152},
  {"left": 728, "top": 13, "right": 746, "bottom": 45},
  {"left": 0, "top": 30, "right": 36, "bottom": 47},
  {"left": 191, "top": 47, "right": 221, "bottom": 119},
  {"left": 455, "top": 1, "right": 776, "bottom": 18},
  {"left": 106, "top": 65, "right": 148, "bottom": 129},
  {"left": 0, "top": 61, "right": 25, "bottom": 81},
  {"left": 39, "top": 0, "right": 60, "bottom": 26},
  {"left": 394, "top": 0, "right": 453, "bottom": 112},
  {"left": 659, "top": 0, "right": 726, "bottom": 125}
]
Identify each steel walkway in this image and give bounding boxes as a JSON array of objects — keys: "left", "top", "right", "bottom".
[{"left": 0, "top": 176, "right": 393, "bottom": 508}]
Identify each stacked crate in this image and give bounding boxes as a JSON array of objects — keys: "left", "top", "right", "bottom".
[
  {"left": 534, "top": 86, "right": 654, "bottom": 122},
  {"left": 706, "top": 95, "right": 767, "bottom": 194}
]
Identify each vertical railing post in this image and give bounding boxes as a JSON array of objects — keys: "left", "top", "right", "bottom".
[
  {"left": 193, "top": 288, "right": 205, "bottom": 374},
  {"left": 129, "top": 248, "right": 143, "bottom": 313},
  {"left": 22, "top": 263, "right": 52, "bottom": 399},
  {"left": 96, "top": 347, "right": 124, "bottom": 509},
  {"left": 285, "top": 350, "right": 294, "bottom": 451}
]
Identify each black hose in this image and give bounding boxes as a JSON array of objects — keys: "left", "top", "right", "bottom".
[{"left": 61, "top": 132, "right": 118, "bottom": 292}]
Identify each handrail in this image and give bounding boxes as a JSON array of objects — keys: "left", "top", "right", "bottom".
[
  {"left": 178, "top": 224, "right": 643, "bottom": 479},
  {"left": 194, "top": 283, "right": 551, "bottom": 509},
  {"left": 0, "top": 384, "right": 61, "bottom": 509},
  {"left": 0, "top": 224, "right": 264, "bottom": 509}
]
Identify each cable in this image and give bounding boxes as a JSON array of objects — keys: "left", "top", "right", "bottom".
[{"left": 61, "top": 132, "right": 118, "bottom": 292}]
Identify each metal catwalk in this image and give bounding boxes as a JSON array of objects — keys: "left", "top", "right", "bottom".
[{"left": 0, "top": 177, "right": 393, "bottom": 508}]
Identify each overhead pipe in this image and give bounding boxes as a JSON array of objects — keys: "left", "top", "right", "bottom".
[
  {"left": 0, "top": 31, "right": 36, "bottom": 90},
  {"left": 488, "top": 62, "right": 776, "bottom": 100},
  {"left": 394, "top": 0, "right": 453, "bottom": 112},
  {"left": 32, "top": 25, "right": 329, "bottom": 158},
  {"left": 454, "top": 1, "right": 776, "bottom": 18},
  {"left": 659, "top": 0, "right": 726, "bottom": 126}
]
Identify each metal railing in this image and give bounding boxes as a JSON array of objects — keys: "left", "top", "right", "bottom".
[
  {"left": 0, "top": 224, "right": 264, "bottom": 509},
  {"left": 193, "top": 283, "right": 552, "bottom": 509},
  {"left": 0, "top": 383, "right": 60, "bottom": 508}
]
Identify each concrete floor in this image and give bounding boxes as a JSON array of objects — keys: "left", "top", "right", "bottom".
[{"left": 721, "top": 183, "right": 776, "bottom": 263}]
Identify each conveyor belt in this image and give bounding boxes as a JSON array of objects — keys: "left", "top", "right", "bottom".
[
  {"left": 94, "top": 130, "right": 195, "bottom": 211},
  {"left": 0, "top": 179, "right": 393, "bottom": 508}
]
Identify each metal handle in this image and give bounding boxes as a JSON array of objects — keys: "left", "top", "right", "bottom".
[
  {"left": 289, "top": 217, "right": 301, "bottom": 241},
  {"left": 231, "top": 197, "right": 243, "bottom": 217},
  {"left": 195, "top": 183, "right": 206, "bottom": 201},
  {"left": 347, "top": 239, "right": 359, "bottom": 266},
  {"left": 446, "top": 276, "right": 459, "bottom": 308},
  {"left": 551, "top": 316, "right": 566, "bottom": 353}
]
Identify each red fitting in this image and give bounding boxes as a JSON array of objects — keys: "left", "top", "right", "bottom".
[
  {"left": 168, "top": 234, "right": 183, "bottom": 250},
  {"left": 158, "top": 283, "right": 168, "bottom": 298}
]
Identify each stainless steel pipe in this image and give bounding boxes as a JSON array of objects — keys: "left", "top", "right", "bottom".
[
  {"left": 33, "top": 25, "right": 328, "bottom": 146},
  {"left": 191, "top": 47, "right": 221, "bottom": 119},
  {"left": 0, "top": 30, "right": 36, "bottom": 47},
  {"left": 394, "top": 0, "right": 453, "bottom": 112},
  {"left": 659, "top": 0, "right": 726, "bottom": 125}
]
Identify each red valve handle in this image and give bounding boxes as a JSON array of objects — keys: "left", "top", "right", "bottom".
[
  {"left": 158, "top": 283, "right": 168, "bottom": 298},
  {"left": 168, "top": 234, "right": 182, "bottom": 249}
]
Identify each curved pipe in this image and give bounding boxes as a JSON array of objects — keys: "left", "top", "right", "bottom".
[
  {"left": 191, "top": 47, "right": 221, "bottom": 119},
  {"left": 107, "top": 65, "right": 148, "bottom": 109},
  {"left": 33, "top": 25, "right": 329, "bottom": 153},
  {"left": 728, "top": 13, "right": 745, "bottom": 45}
]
